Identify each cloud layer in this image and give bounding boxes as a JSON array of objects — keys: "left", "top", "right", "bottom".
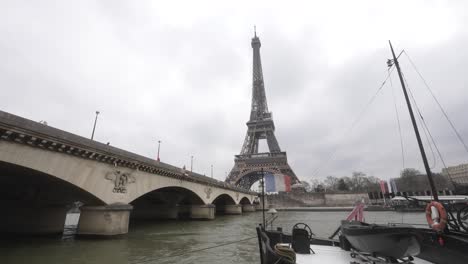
[{"left": 1, "top": 0, "right": 468, "bottom": 184}]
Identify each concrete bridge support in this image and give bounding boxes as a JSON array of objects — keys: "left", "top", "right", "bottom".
[
  {"left": 77, "top": 203, "right": 133, "bottom": 236},
  {"left": 224, "top": 204, "right": 242, "bottom": 215},
  {"left": 190, "top": 204, "right": 215, "bottom": 220},
  {"left": 242, "top": 204, "right": 256, "bottom": 212}
]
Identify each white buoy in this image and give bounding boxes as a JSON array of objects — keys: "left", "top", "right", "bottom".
[{"left": 430, "top": 206, "right": 440, "bottom": 224}]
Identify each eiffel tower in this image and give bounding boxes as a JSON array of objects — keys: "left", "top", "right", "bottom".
[{"left": 226, "top": 31, "right": 299, "bottom": 190}]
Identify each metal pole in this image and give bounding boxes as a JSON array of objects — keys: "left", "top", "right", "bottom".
[
  {"left": 157, "top": 140, "right": 161, "bottom": 161},
  {"left": 261, "top": 168, "right": 265, "bottom": 228},
  {"left": 210, "top": 165, "right": 213, "bottom": 178},
  {"left": 190, "top": 155, "right": 193, "bottom": 172},
  {"left": 389, "top": 41, "right": 439, "bottom": 201},
  {"left": 91, "top": 111, "right": 100, "bottom": 140}
]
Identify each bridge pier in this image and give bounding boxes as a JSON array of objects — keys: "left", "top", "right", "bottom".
[
  {"left": 242, "top": 204, "right": 256, "bottom": 212},
  {"left": 224, "top": 204, "right": 242, "bottom": 215},
  {"left": 77, "top": 203, "right": 133, "bottom": 236},
  {"left": 190, "top": 204, "right": 215, "bottom": 220}
]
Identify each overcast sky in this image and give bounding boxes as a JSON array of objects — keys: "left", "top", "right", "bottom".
[{"left": 1, "top": 0, "right": 468, "bottom": 184}]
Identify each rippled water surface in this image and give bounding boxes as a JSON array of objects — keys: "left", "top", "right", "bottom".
[{"left": 0, "top": 211, "right": 426, "bottom": 264}]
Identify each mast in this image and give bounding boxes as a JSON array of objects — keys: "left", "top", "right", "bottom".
[
  {"left": 261, "top": 168, "right": 266, "bottom": 228},
  {"left": 389, "top": 41, "right": 439, "bottom": 201}
]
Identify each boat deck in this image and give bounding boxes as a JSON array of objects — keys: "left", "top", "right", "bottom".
[{"left": 296, "top": 244, "right": 433, "bottom": 264}]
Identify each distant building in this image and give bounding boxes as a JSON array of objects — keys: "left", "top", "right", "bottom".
[
  {"left": 442, "top": 163, "right": 468, "bottom": 194},
  {"left": 389, "top": 173, "right": 454, "bottom": 196},
  {"left": 442, "top": 163, "right": 468, "bottom": 185}
]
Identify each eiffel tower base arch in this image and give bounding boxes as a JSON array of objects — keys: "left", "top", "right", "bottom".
[{"left": 227, "top": 152, "right": 299, "bottom": 190}]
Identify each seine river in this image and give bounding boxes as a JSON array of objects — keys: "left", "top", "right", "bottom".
[{"left": 0, "top": 211, "right": 426, "bottom": 264}]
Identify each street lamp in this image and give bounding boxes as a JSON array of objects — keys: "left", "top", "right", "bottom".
[
  {"left": 91, "top": 111, "right": 100, "bottom": 140},
  {"left": 190, "top": 155, "right": 194, "bottom": 172},
  {"left": 157, "top": 140, "right": 161, "bottom": 161},
  {"left": 267, "top": 208, "right": 278, "bottom": 230},
  {"left": 211, "top": 164, "right": 213, "bottom": 178}
]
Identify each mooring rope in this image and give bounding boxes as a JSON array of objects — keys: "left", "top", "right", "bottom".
[
  {"left": 274, "top": 244, "right": 296, "bottom": 264},
  {"left": 138, "top": 236, "right": 257, "bottom": 263}
]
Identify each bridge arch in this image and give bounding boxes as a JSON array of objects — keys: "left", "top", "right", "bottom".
[
  {"left": 0, "top": 160, "right": 105, "bottom": 234},
  {"left": 211, "top": 193, "right": 236, "bottom": 214},
  {"left": 0, "top": 160, "right": 105, "bottom": 205},
  {"left": 209, "top": 193, "right": 237, "bottom": 205},
  {"left": 130, "top": 186, "right": 205, "bottom": 220},
  {"left": 130, "top": 186, "right": 205, "bottom": 205},
  {"left": 0, "top": 142, "right": 119, "bottom": 204},
  {"left": 239, "top": 196, "right": 252, "bottom": 205}
]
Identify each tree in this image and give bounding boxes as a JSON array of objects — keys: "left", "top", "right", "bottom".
[
  {"left": 301, "top": 181, "right": 312, "bottom": 192},
  {"left": 315, "top": 184, "right": 325, "bottom": 193},
  {"left": 309, "top": 179, "right": 323, "bottom": 193},
  {"left": 366, "top": 176, "right": 381, "bottom": 191},
  {"left": 401, "top": 168, "right": 421, "bottom": 178},
  {"left": 324, "top": 176, "right": 339, "bottom": 191},
  {"left": 350, "top": 172, "right": 367, "bottom": 191},
  {"left": 337, "top": 178, "right": 349, "bottom": 191}
]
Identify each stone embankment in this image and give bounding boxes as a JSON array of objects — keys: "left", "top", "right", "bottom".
[{"left": 266, "top": 192, "right": 370, "bottom": 209}]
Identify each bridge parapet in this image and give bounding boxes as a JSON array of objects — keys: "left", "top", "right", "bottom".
[{"left": 0, "top": 110, "right": 256, "bottom": 196}]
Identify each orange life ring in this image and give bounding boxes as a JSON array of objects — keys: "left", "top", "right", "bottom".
[{"left": 425, "top": 201, "right": 447, "bottom": 232}]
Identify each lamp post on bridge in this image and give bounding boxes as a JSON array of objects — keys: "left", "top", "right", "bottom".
[
  {"left": 91, "top": 111, "right": 100, "bottom": 140},
  {"left": 190, "top": 155, "right": 194, "bottom": 173},
  {"left": 211, "top": 164, "right": 213, "bottom": 178},
  {"left": 156, "top": 140, "right": 161, "bottom": 162}
]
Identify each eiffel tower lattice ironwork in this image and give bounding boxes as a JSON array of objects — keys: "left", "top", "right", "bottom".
[{"left": 226, "top": 32, "right": 299, "bottom": 190}]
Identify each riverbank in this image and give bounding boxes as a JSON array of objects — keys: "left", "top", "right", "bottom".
[{"left": 272, "top": 205, "right": 393, "bottom": 212}]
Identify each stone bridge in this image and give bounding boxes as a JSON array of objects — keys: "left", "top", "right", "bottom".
[{"left": 0, "top": 111, "right": 258, "bottom": 236}]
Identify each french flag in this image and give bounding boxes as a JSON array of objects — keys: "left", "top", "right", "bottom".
[{"left": 265, "top": 173, "right": 291, "bottom": 192}]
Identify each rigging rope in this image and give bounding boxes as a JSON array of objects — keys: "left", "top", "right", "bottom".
[
  {"left": 389, "top": 68, "right": 406, "bottom": 170},
  {"left": 402, "top": 72, "right": 437, "bottom": 169},
  {"left": 403, "top": 51, "right": 468, "bottom": 155},
  {"left": 402, "top": 73, "right": 457, "bottom": 185},
  {"left": 311, "top": 66, "right": 395, "bottom": 177}
]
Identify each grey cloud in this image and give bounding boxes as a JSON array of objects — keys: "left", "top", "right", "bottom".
[{"left": 2, "top": 1, "right": 468, "bottom": 185}]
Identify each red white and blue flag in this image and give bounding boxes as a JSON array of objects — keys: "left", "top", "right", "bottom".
[
  {"left": 265, "top": 173, "right": 291, "bottom": 192},
  {"left": 380, "top": 180, "right": 389, "bottom": 194}
]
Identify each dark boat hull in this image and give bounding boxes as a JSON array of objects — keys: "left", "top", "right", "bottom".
[
  {"left": 341, "top": 221, "right": 421, "bottom": 259},
  {"left": 416, "top": 228, "right": 468, "bottom": 264}
]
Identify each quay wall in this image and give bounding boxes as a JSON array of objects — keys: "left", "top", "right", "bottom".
[{"left": 266, "top": 192, "right": 369, "bottom": 208}]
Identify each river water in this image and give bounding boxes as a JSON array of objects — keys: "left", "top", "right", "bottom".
[{"left": 0, "top": 211, "right": 426, "bottom": 264}]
